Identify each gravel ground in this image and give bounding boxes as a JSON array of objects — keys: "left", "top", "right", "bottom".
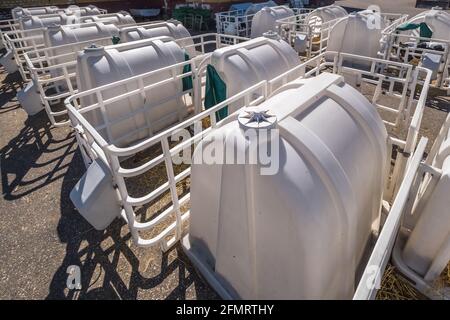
[{"left": 0, "top": 61, "right": 448, "bottom": 299}]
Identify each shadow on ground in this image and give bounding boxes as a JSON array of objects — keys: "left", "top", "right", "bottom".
[
  {"left": 46, "top": 149, "right": 217, "bottom": 300},
  {"left": 0, "top": 110, "right": 76, "bottom": 200},
  {"left": 0, "top": 70, "right": 21, "bottom": 114},
  {"left": 425, "top": 88, "right": 450, "bottom": 113}
]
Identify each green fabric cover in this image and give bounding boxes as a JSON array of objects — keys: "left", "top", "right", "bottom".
[
  {"left": 396, "top": 22, "right": 433, "bottom": 39},
  {"left": 182, "top": 51, "right": 193, "bottom": 92},
  {"left": 204, "top": 64, "right": 228, "bottom": 121},
  {"left": 112, "top": 36, "right": 120, "bottom": 45}
]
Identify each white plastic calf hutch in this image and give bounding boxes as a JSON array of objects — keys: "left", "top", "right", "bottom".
[
  {"left": 66, "top": 37, "right": 200, "bottom": 233},
  {"left": 0, "top": 9, "right": 46, "bottom": 53},
  {"left": 0, "top": 5, "right": 106, "bottom": 50},
  {"left": 276, "top": 4, "right": 348, "bottom": 57},
  {"left": 2, "top": 12, "right": 136, "bottom": 80},
  {"left": 303, "top": 4, "right": 348, "bottom": 37},
  {"left": 76, "top": 37, "right": 189, "bottom": 144},
  {"left": 327, "top": 10, "right": 393, "bottom": 67},
  {"left": 184, "top": 63, "right": 434, "bottom": 299},
  {"left": 184, "top": 72, "right": 388, "bottom": 299},
  {"left": 119, "top": 20, "right": 191, "bottom": 43},
  {"left": 396, "top": 8, "right": 450, "bottom": 42},
  {"left": 11, "top": 6, "right": 58, "bottom": 20},
  {"left": 43, "top": 21, "right": 119, "bottom": 49},
  {"left": 118, "top": 20, "right": 195, "bottom": 56},
  {"left": 250, "top": 6, "right": 294, "bottom": 38},
  {"left": 65, "top": 5, "right": 105, "bottom": 17},
  {"left": 18, "top": 22, "right": 121, "bottom": 117},
  {"left": 328, "top": 11, "right": 406, "bottom": 69},
  {"left": 197, "top": 33, "right": 300, "bottom": 116},
  {"left": 307, "top": 4, "right": 348, "bottom": 23},
  {"left": 382, "top": 8, "right": 450, "bottom": 92},
  {"left": 0, "top": 12, "right": 80, "bottom": 75},
  {"left": 19, "top": 12, "right": 79, "bottom": 31},
  {"left": 78, "top": 11, "right": 136, "bottom": 26},
  {"left": 65, "top": 34, "right": 300, "bottom": 245},
  {"left": 17, "top": 11, "right": 133, "bottom": 31},
  {"left": 11, "top": 5, "right": 105, "bottom": 20}
]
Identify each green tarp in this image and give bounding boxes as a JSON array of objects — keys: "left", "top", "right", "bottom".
[
  {"left": 204, "top": 64, "right": 228, "bottom": 121},
  {"left": 182, "top": 51, "right": 193, "bottom": 92},
  {"left": 396, "top": 22, "right": 433, "bottom": 39},
  {"left": 112, "top": 35, "right": 121, "bottom": 45}
]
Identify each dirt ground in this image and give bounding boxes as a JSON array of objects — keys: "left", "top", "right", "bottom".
[{"left": 0, "top": 62, "right": 448, "bottom": 299}]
